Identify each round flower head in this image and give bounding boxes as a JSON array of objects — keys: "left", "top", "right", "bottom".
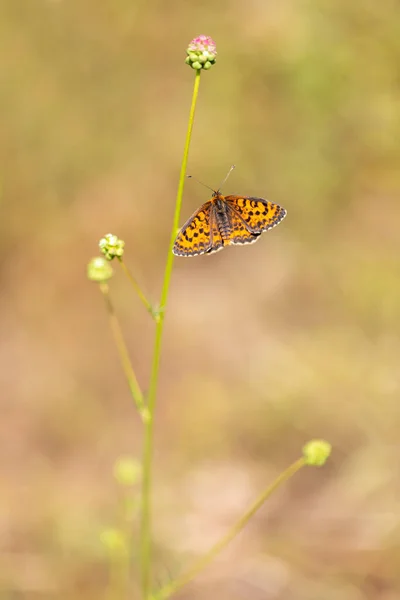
[
  {"left": 303, "top": 439, "right": 332, "bottom": 467},
  {"left": 186, "top": 35, "right": 217, "bottom": 70},
  {"left": 113, "top": 457, "right": 141, "bottom": 486},
  {"left": 99, "top": 233, "right": 125, "bottom": 261},
  {"left": 87, "top": 257, "right": 114, "bottom": 282},
  {"left": 100, "top": 528, "right": 127, "bottom": 556}
]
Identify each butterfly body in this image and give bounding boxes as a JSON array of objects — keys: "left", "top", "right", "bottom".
[
  {"left": 213, "top": 194, "right": 232, "bottom": 239},
  {"left": 173, "top": 191, "right": 286, "bottom": 257}
]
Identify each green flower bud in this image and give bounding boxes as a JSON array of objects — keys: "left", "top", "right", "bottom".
[
  {"left": 303, "top": 439, "right": 332, "bottom": 466},
  {"left": 100, "top": 528, "right": 127, "bottom": 555},
  {"left": 87, "top": 257, "right": 113, "bottom": 282},
  {"left": 99, "top": 233, "right": 125, "bottom": 261},
  {"left": 113, "top": 456, "right": 141, "bottom": 486},
  {"left": 186, "top": 35, "right": 217, "bottom": 71}
]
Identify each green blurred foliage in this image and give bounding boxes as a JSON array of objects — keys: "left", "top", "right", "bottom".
[{"left": 1, "top": 0, "right": 400, "bottom": 598}]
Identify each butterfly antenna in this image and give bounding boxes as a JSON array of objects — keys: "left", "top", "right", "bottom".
[
  {"left": 217, "top": 164, "right": 236, "bottom": 192},
  {"left": 186, "top": 174, "right": 215, "bottom": 193}
]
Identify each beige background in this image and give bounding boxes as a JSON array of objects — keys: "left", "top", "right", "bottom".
[{"left": 1, "top": 1, "right": 400, "bottom": 598}]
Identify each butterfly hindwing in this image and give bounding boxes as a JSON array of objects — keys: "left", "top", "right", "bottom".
[
  {"left": 222, "top": 203, "right": 259, "bottom": 246},
  {"left": 224, "top": 196, "right": 287, "bottom": 234}
]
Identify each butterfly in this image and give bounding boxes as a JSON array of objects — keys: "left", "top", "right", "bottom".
[{"left": 173, "top": 190, "right": 287, "bottom": 257}]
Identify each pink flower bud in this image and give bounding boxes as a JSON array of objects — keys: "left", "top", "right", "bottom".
[{"left": 186, "top": 35, "right": 217, "bottom": 70}]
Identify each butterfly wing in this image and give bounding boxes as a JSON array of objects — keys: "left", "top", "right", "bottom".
[
  {"left": 224, "top": 196, "right": 286, "bottom": 235},
  {"left": 173, "top": 201, "right": 214, "bottom": 257}
]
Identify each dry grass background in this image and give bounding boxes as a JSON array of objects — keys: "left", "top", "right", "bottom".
[{"left": 1, "top": 0, "right": 400, "bottom": 598}]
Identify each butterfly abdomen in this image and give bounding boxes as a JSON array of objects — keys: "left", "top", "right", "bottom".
[{"left": 214, "top": 196, "right": 232, "bottom": 241}]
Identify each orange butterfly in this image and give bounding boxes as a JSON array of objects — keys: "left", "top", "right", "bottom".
[{"left": 173, "top": 169, "right": 286, "bottom": 257}]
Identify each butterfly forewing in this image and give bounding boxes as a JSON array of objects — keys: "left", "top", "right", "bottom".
[
  {"left": 224, "top": 196, "right": 286, "bottom": 234},
  {"left": 172, "top": 202, "right": 213, "bottom": 257}
]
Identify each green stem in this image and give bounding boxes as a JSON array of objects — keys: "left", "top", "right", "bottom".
[
  {"left": 100, "top": 283, "right": 147, "bottom": 421},
  {"left": 140, "top": 69, "right": 202, "bottom": 598},
  {"left": 151, "top": 457, "right": 306, "bottom": 600},
  {"left": 114, "top": 491, "right": 135, "bottom": 599},
  {"left": 107, "top": 547, "right": 130, "bottom": 600},
  {"left": 118, "top": 258, "right": 155, "bottom": 319}
]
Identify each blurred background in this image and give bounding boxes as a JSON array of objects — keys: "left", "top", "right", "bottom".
[{"left": 1, "top": 0, "right": 400, "bottom": 598}]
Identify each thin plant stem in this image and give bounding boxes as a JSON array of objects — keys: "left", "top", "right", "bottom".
[
  {"left": 150, "top": 457, "right": 306, "bottom": 600},
  {"left": 112, "top": 491, "right": 135, "bottom": 600},
  {"left": 100, "top": 283, "right": 147, "bottom": 420},
  {"left": 140, "top": 69, "right": 202, "bottom": 598},
  {"left": 118, "top": 258, "right": 155, "bottom": 319},
  {"left": 107, "top": 547, "right": 130, "bottom": 600}
]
